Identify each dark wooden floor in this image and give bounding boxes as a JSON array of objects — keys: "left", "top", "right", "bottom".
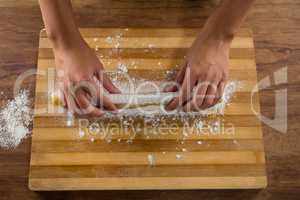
[{"left": 0, "top": 0, "right": 299, "bottom": 199}]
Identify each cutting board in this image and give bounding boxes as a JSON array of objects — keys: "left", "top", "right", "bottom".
[{"left": 29, "top": 28, "right": 267, "bottom": 190}]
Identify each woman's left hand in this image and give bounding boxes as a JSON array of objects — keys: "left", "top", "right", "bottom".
[{"left": 165, "top": 32, "right": 231, "bottom": 112}]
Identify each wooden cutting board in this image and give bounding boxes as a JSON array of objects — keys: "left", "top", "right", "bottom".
[{"left": 29, "top": 28, "right": 267, "bottom": 190}]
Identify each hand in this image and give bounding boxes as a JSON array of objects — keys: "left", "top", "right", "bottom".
[
  {"left": 165, "top": 32, "right": 231, "bottom": 112},
  {"left": 54, "top": 40, "right": 120, "bottom": 117}
]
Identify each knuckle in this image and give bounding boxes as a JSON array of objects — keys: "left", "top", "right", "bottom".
[
  {"left": 195, "top": 97, "right": 204, "bottom": 107},
  {"left": 211, "top": 83, "right": 218, "bottom": 91},
  {"left": 202, "top": 69, "right": 211, "bottom": 78},
  {"left": 222, "top": 71, "right": 228, "bottom": 79},
  {"left": 215, "top": 72, "right": 223, "bottom": 80},
  {"left": 205, "top": 97, "right": 214, "bottom": 106},
  {"left": 194, "top": 92, "right": 205, "bottom": 101}
]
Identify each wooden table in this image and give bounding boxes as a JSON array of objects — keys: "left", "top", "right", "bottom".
[{"left": 0, "top": 0, "right": 299, "bottom": 199}]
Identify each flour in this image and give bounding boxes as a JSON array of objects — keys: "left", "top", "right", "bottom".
[
  {"left": 147, "top": 154, "right": 155, "bottom": 166},
  {"left": 105, "top": 33, "right": 123, "bottom": 48},
  {"left": 116, "top": 63, "right": 128, "bottom": 74},
  {"left": 0, "top": 90, "right": 32, "bottom": 149},
  {"left": 182, "top": 148, "right": 188, "bottom": 152},
  {"left": 176, "top": 154, "right": 183, "bottom": 160},
  {"left": 108, "top": 92, "right": 177, "bottom": 106},
  {"left": 197, "top": 140, "right": 203, "bottom": 145}
]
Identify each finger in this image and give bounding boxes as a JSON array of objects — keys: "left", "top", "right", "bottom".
[
  {"left": 176, "top": 61, "right": 188, "bottom": 84},
  {"left": 183, "top": 99, "right": 194, "bottom": 112},
  {"left": 61, "top": 90, "right": 67, "bottom": 108},
  {"left": 164, "top": 61, "right": 187, "bottom": 92},
  {"left": 183, "top": 81, "right": 209, "bottom": 112},
  {"left": 213, "top": 81, "right": 226, "bottom": 105},
  {"left": 76, "top": 78, "right": 118, "bottom": 112},
  {"left": 92, "top": 79, "right": 118, "bottom": 111},
  {"left": 97, "top": 70, "right": 121, "bottom": 94},
  {"left": 163, "top": 81, "right": 181, "bottom": 93},
  {"left": 62, "top": 90, "right": 69, "bottom": 109},
  {"left": 166, "top": 68, "right": 197, "bottom": 110},
  {"left": 200, "top": 82, "right": 219, "bottom": 109},
  {"left": 99, "top": 93, "right": 118, "bottom": 111},
  {"left": 63, "top": 89, "right": 77, "bottom": 114},
  {"left": 74, "top": 89, "right": 104, "bottom": 117}
]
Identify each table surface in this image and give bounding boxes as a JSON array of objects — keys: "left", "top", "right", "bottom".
[{"left": 0, "top": 0, "right": 299, "bottom": 199}]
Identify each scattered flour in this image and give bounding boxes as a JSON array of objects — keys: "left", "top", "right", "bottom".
[
  {"left": 79, "top": 130, "right": 85, "bottom": 138},
  {"left": 117, "top": 63, "right": 129, "bottom": 73},
  {"left": 182, "top": 148, "right": 188, "bottom": 152},
  {"left": 148, "top": 154, "right": 155, "bottom": 166},
  {"left": 66, "top": 111, "right": 74, "bottom": 127},
  {"left": 108, "top": 92, "right": 177, "bottom": 106},
  {"left": 105, "top": 33, "right": 123, "bottom": 48},
  {"left": 195, "top": 120, "right": 204, "bottom": 129},
  {"left": 197, "top": 140, "right": 203, "bottom": 145},
  {"left": 176, "top": 154, "right": 183, "bottom": 160},
  {"left": 105, "top": 36, "right": 113, "bottom": 44},
  {"left": 0, "top": 90, "right": 32, "bottom": 149}
]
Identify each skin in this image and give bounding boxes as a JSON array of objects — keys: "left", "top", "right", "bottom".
[
  {"left": 39, "top": 0, "right": 120, "bottom": 117},
  {"left": 165, "top": 0, "right": 256, "bottom": 111},
  {"left": 39, "top": 0, "right": 255, "bottom": 116}
]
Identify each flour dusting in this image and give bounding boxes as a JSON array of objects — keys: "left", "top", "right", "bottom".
[
  {"left": 0, "top": 90, "right": 32, "bottom": 149},
  {"left": 148, "top": 154, "right": 155, "bottom": 166}
]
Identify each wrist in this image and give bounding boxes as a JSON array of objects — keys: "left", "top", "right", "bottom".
[
  {"left": 201, "top": 22, "right": 235, "bottom": 44},
  {"left": 48, "top": 29, "right": 85, "bottom": 52},
  {"left": 52, "top": 35, "right": 91, "bottom": 70},
  {"left": 201, "top": 9, "right": 236, "bottom": 43}
]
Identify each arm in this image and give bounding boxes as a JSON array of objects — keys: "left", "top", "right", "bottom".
[
  {"left": 166, "top": 0, "right": 255, "bottom": 111},
  {"left": 39, "top": 0, "right": 81, "bottom": 50},
  {"left": 39, "top": 0, "right": 120, "bottom": 116}
]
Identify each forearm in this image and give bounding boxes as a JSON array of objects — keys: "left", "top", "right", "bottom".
[
  {"left": 203, "top": 0, "right": 256, "bottom": 41},
  {"left": 39, "top": 0, "right": 82, "bottom": 50}
]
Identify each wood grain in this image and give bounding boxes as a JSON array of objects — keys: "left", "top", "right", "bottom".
[
  {"left": 30, "top": 151, "right": 265, "bottom": 166},
  {"left": 38, "top": 36, "right": 254, "bottom": 49},
  {"left": 30, "top": 164, "right": 267, "bottom": 178},
  {"left": 31, "top": 126, "right": 263, "bottom": 141},
  {"left": 29, "top": 177, "right": 267, "bottom": 191},
  {"left": 1, "top": 0, "right": 299, "bottom": 199},
  {"left": 29, "top": 27, "right": 266, "bottom": 190},
  {"left": 31, "top": 140, "right": 264, "bottom": 153}
]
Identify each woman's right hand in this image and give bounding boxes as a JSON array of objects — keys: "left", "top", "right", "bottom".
[{"left": 53, "top": 39, "right": 120, "bottom": 117}]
